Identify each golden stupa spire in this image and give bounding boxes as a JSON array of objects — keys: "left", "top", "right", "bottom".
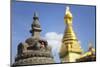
[
  {"left": 88, "top": 42, "right": 95, "bottom": 53},
  {"left": 60, "top": 6, "right": 83, "bottom": 62},
  {"left": 64, "top": 6, "right": 73, "bottom": 25},
  {"left": 63, "top": 6, "right": 76, "bottom": 42}
]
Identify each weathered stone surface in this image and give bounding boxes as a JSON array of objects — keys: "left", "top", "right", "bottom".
[
  {"left": 14, "top": 57, "right": 54, "bottom": 65},
  {"left": 13, "top": 12, "right": 54, "bottom": 66}
]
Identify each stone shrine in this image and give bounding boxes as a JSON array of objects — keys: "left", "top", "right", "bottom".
[{"left": 13, "top": 12, "right": 54, "bottom": 66}]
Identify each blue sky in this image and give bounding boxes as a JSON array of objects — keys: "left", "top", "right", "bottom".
[{"left": 11, "top": 1, "right": 96, "bottom": 64}]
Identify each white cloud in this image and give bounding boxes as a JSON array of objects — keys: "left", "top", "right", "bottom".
[
  {"left": 44, "top": 32, "right": 63, "bottom": 63},
  {"left": 45, "top": 32, "right": 63, "bottom": 52}
]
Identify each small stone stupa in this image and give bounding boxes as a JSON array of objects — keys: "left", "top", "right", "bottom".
[{"left": 13, "top": 12, "right": 54, "bottom": 66}]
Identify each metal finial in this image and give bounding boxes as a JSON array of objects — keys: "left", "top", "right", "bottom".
[{"left": 66, "top": 6, "right": 70, "bottom": 11}]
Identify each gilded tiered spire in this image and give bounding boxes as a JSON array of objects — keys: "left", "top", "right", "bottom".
[
  {"left": 63, "top": 6, "right": 77, "bottom": 43},
  {"left": 60, "top": 6, "right": 83, "bottom": 62},
  {"left": 64, "top": 6, "right": 73, "bottom": 25}
]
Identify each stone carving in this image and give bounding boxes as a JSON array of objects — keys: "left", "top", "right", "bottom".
[{"left": 13, "top": 12, "right": 54, "bottom": 66}]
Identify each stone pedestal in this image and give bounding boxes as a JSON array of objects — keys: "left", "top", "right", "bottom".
[{"left": 13, "top": 38, "right": 54, "bottom": 66}]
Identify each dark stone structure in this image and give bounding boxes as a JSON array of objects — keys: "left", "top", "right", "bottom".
[{"left": 13, "top": 12, "right": 54, "bottom": 66}]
